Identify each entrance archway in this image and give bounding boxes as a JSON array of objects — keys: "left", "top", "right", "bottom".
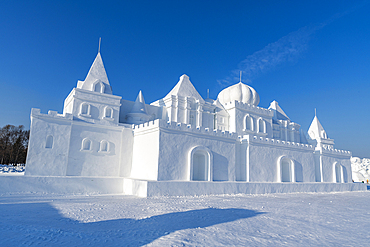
[
  {"left": 192, "top": 151, "right": 208, "bottom": 181},
  {"left": 188, "top": 146, "right": 213, "bottom": 181},
  {"left": 277, "top": 156, "right": 295, "bottom": 182},
  {"left": 334, "top": 163, "right": 344, "bottom": 183}
]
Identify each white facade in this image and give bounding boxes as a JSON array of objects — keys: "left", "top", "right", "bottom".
[{"left": 25, "top": 51, "right": 353, "bottom": 189}]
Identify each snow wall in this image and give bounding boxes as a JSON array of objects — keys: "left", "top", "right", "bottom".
[{"left": 0, "top": 176, "right": 367, "bottom": 197}]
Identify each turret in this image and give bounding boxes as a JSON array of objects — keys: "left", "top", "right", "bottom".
[
  {"left": 63, "top": 49, "right": 121, "bottom": 125},
  {"left": 76, "top": 52, "right": 112, "bottom": 94},
  {"left": 308, "top": 113, "right": 334, "bottom": 151},
  {"left": 126, "top": 91, "right": 151, "bottom": 124}
]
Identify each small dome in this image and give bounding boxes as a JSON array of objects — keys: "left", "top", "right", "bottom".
[{"left": 217, "top": 82, "right": 260, "bottom": 106}]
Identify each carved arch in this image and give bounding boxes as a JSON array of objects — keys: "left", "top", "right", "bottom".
[
  {"left": 277, "top": 156, "right": 296, "bottom": 182},
  {"left": 188, "top": 146, "right": 213, "bottom": 181},
  {"left": 92, "top": 80, "right": 105, "bottom": 93}
]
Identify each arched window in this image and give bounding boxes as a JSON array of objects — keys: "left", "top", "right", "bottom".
[
  {"left": 99, "top": 140, "right": 109, "bottom": 152},
  {"left": 45, "top": 135, "right": 53, "bottom": 149},
  {"left": 189, "top": 114, "right": 195, "bottom": 125},
  {"left": 188, "top": 146, "right": 213, "bottom": 181},
  {"left": 245, "top": 115, "right": 254, "bottom": 131},
  {"left": 334, "top": 163, "right": 344, "bottom": 183},
  {"left": 290, "top": 129, "right": 295, "bottom": 142},
  {"left": 80, "top": 103, "right": 91, "bottom": 116},
  {"left": 258, "top": 118, "right": 265, "bottom": 133},
  {"left": 81, "top": 138, "right": 92, "bottom": 151},
  {"left": 104, "top": 107, "right": 113, "bottom": 119},
  {"left": 278, "top": 156, "right": 295, "bottom": 182},
  {"left": 93, "top": 80, "right": 105, "bottom": 93},
  {"left": 321, "top": 130, "right": 327, "bottom": 139}
]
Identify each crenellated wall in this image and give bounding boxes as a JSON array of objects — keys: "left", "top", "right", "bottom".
[
  {"left": 248, "top": 135, "right": 314, "bottom": 150},
  {"left": 25, "top": 108, "right": 73, "bottom": 176},
  {"left": 133, "top": 119, "right": 239, "bottom": 139},
  {"left": 25, "top": 108, "right": 132, "bottom": 178},
  {"left": 130, "top": 119, "right": 238, "bottom": 181}
]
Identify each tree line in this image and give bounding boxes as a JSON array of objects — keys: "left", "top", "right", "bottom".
[{"left": 0, "top": 125, "right": 29, "bottom": 165}]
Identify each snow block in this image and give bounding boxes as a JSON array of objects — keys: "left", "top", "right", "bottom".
[
  {"left": 123, "top": 179, "right": 367, "bottom": 197},
  {"left": 0, "top": 176, "right": 124, "bottom": 195}
]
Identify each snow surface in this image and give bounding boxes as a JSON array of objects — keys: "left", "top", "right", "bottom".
[
  {"left": 1, "top": 191, "right": 369, "bottom": 246},
  {"left": 0, "top": 164, "right": 24, "bottom": 175},
  {"left": 351, "top": 157, "right": 370, "bottom": 182}
]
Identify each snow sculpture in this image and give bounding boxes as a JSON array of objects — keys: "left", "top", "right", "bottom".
[
  {"left": 24, "top": 47, "right": 357, "bottom": 196},
  {"left": 351, "top": 157, "right": 370, "bottom": 182},
  {"left": 218, "top": 82, "right": 260, "bottom": 106},
  {"left": 77, "top": 52, "right": 112, "bottom": 94},
  {"left": 126, "top": 91, "right": 151, "bottom": 124}
]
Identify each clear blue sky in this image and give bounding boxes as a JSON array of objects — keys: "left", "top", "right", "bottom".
[{"left": 1, "top": 1, "right": 369, "bottom": 157}]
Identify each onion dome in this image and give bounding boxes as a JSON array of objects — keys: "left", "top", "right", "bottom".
[{"left": 217, "top": 82, "right": 260, "bottom": 106}]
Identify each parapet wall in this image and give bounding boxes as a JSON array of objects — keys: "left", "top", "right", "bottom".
[
  {"left": 31, "top": 108, "right": 73, "bottom": 121},
  {"left": 223, "top": 101, "right": 274, "bottom": 116},
  {"left": 321, "top": 146, "right": 351, "bottom": 156},
  {"left": 133, "top": 119, "right": 238, "bottom": 139},
  {"left": 247, "top": 135, "right": 315, "bottom": 151}
]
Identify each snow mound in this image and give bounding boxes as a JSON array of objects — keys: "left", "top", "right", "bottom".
[{"left": 351, "top": 157, "right": 370, "bottom": 182}]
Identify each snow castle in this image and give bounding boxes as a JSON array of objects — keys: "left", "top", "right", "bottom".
[{"left": 23, "top": 50, "right": 366, "bottom": 197}]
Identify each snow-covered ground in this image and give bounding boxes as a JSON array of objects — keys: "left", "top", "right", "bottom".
[
  {"left": 351, "top": 157, "right": 370, "bottom": 182},
  {"left": 0, "top": 191, "right": 369, "bottom": 246},
  {"left": 0, "top": 162, "right": 369, "bottom": 245},
  {"left": 0, "top": 164, "right": 25, "bottom": 175}
]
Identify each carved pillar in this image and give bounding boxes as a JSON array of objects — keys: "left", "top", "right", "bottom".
[
  {"left": 196, "top": 103, "right": 203, "bottom": 127},
  {"left": 171, "top": 95, "right": 178, "bottom": 122}
]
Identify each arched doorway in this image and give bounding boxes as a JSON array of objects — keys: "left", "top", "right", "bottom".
[
  {"left": 334, "top": 163, "right": 344, "bottom": 183},
  {"left": 278, "top": 156, "right": 295, "bottom": 182},
  {"left": 192, "top": 151, "right": 208, "bottom": 181},
  {"left": 189, "top": 146, "right": 213, "bottom": 181}
]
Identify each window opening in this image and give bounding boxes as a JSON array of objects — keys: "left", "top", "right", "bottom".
[
  {"left": 99, "top": 140, "right": 109, "bottom": 152},
  {"left": 80, "top": 103, "right": 90, "bottom": 115},
  {"left": 246, "top": 116, "right": 253, "bottom": 131},
  {"left": 105, "top": 107, "right": 112, "bottom": 118},
  {"left": 82, "top": 139, "right": 91, "bottom": 151},
  {"left": 45, "top": 135, "right": 53, "bottom": 149},
  {"left": 258, "top": 118, "right": 265, "bottom": 133}
]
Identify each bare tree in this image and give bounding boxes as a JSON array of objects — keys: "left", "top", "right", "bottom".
[{"left": 0, "top": 125, "right": 29, "bottom": 165}]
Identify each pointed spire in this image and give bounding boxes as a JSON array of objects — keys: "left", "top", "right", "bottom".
[
  {"left": 130, "top": 91, "right": 148, "bottom": 114},
  {"left": 268, "top": 100, "right": 290, "bottom": 120},
  {"left": 308, "top": 113, "right": 328, "bottom": 140},
  {"left": 165, "top": 74, "right": 204, "bottom": 102},
  {"left": 77, "top": 41, "right": 112, "bottom": 94},
  {"left": 84, "top": 53, "right": 110, "bottom": 86}
]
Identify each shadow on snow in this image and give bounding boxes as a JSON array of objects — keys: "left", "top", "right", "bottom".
[{"left": 0, "top": 201, "right": 264, "bottom": 246}]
